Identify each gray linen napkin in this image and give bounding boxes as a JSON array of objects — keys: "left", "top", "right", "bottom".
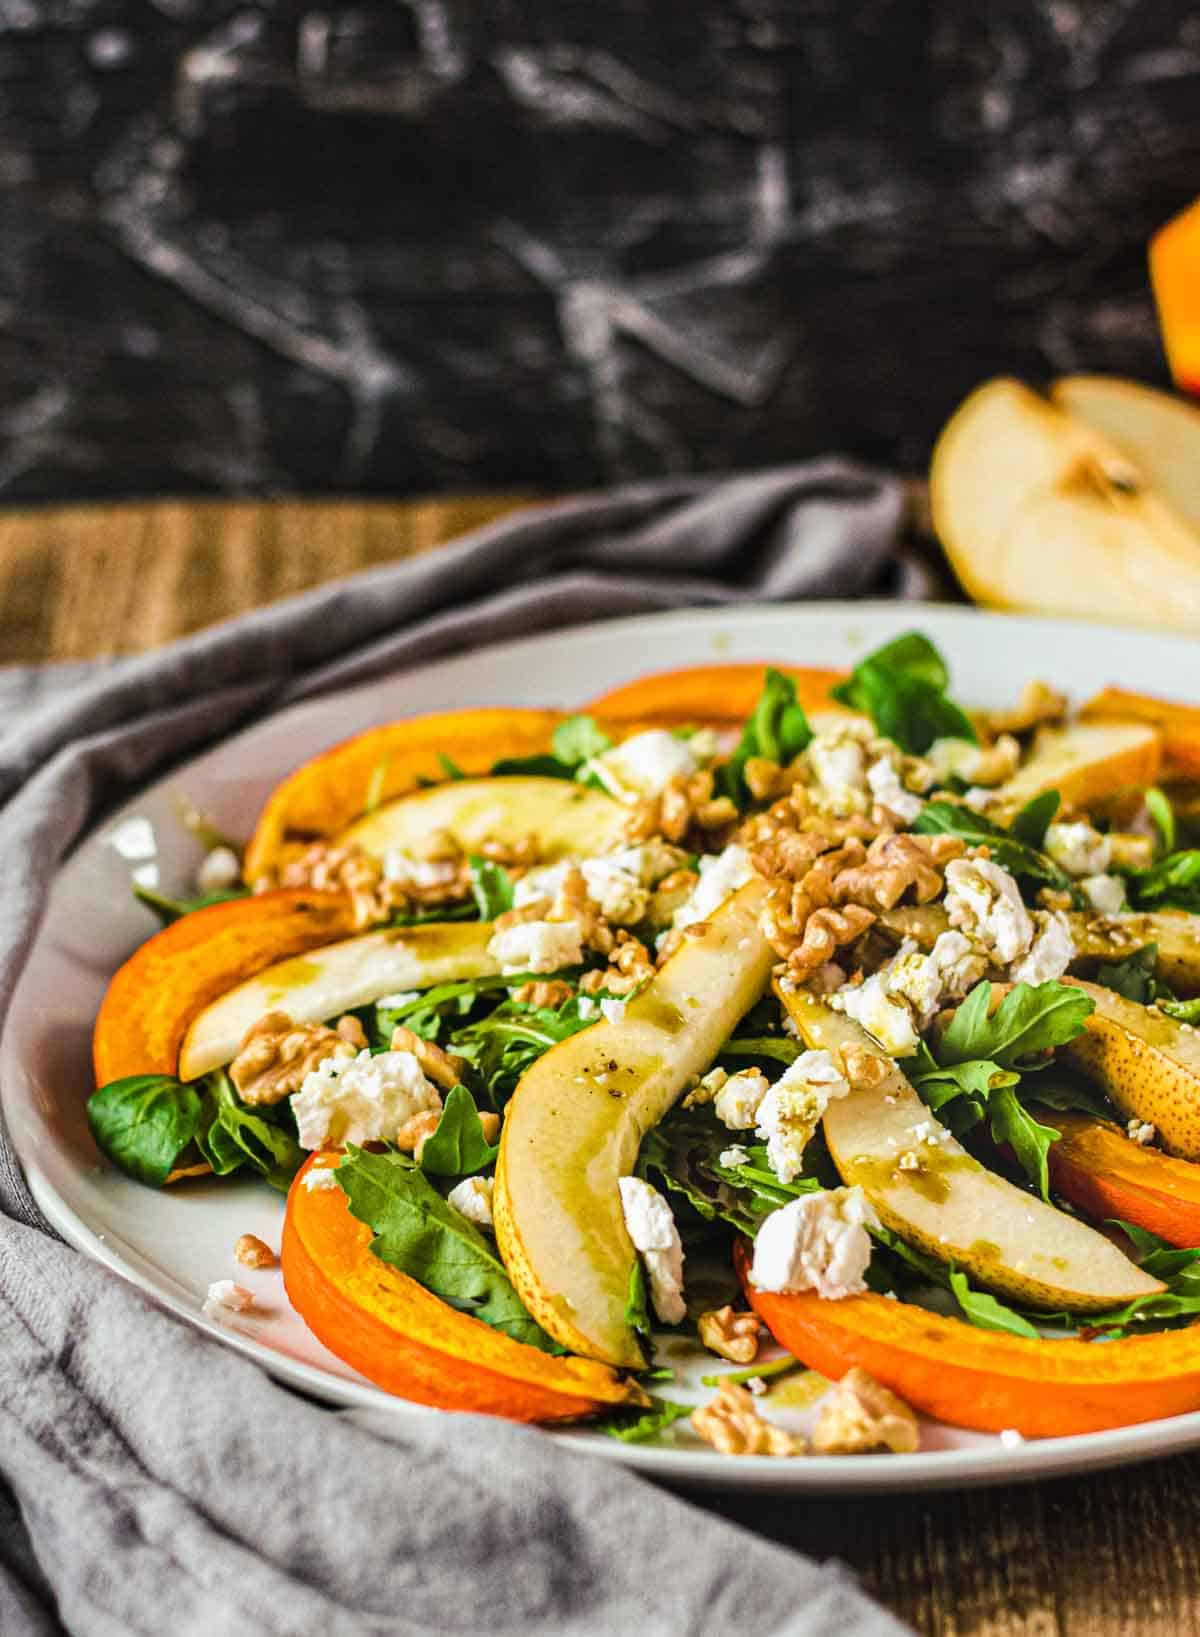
[{"left": 0, "top": 462, "right": 917, "bottom": 1637}]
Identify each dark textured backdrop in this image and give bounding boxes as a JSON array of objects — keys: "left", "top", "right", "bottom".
[{"left": 2, "top": 1, "right": 1197, "bottom": 501}]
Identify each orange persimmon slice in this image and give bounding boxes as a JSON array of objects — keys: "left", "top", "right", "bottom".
[
  {"left": 1080, "top": 687, "right": 1200, "bottom": 780},
  {"left": 586, "top": 664, "right": 851, "bottom": 725},
  {"left": 93, "top": 889, "right": 358, "bottom": 1085},
  {"left": 1043, "top": 1108, "right": 1200, "bottom": 1249},
  {"left": 282, "top": 1154, "right": 642, "bottom": 1421},
  {"left": 735, "top": 1240, "right": 1200, "bottom": 1437}
]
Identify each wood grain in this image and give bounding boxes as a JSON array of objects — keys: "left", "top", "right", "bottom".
[{"left": 4, "top": 494, "right": 1200, "bottom": 1635}]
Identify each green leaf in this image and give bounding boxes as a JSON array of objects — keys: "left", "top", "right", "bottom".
[
  {"left": 987, "top": 1084, "right": 1061, "bottom": 1199},
  {"left": 720, "top": 668, "right": 812, "bottom": 804},
  {"left": 418, "top": 1084, "right": 499, "bottom": 1177},
  {"left": 364, "top": 756, "right": 391, "bottom": 812},
  {"left": 911, "top": 1056, "right": 1017, "bottom": 1113},
  {"left": 388, "top": 902, "right": 479, "bottom": 928},
  {"left": 625, "top": 1259, "right": 652, "bottom": 1340},
  {"left": 1020, "top": 1069, "right": 1111, "bottom": 1120},
  {"left": 87, "top": 1074, "right": 204, "bottom": 1187},
  {"left": 938, "top": 980, "right": 1095, "bottom": 1068},
  {"left": 1163, "top": 997, "right": 1200, "bottom": 1025},
  {"left": 832, "top": 632, "right": 975, "bottom": 754},
  {"left": 204, "top": 1070, "right": 304, "bottom": 1191},
  {"left": 490, "top": 753, "right": 574, "bottom": 778},
  {"left": 1009, "top": 790, "right": 1060, "bottom": 849},
  {"left": 451, "top": 993, "right": 594, "bottom": 1103},
  {"left": 133, "top": 883, "right": 249, "bottom": 925},
  {"left": 1145, "top": 787, "right": 1176, "bottom": 856},
  {"left": 335, "top": 1146, "right": 562, "bottom": 1352},
  {"left": 589, "top": 1395, "right": 693, "bottom": 1444},
  {"left": 1093, "top": 943, "right": 1160, "bottom": 1006},
  {"left": 1109, "top": 1219, "right": 1200, "bottom": 1283},
  {"left": 719, "top": 1036, "right": 803, "bottom": 1067},
  {"left": 438, "top": 752, "right": 467, "bottom": 781},
  {"left": 468, "top": 856, "right": 515, "bottom": 921},
  {"left": 552, "top": 714, "right": 612, "bottom": 766},
  {"left": 948, "top": 1269, "right": 1041, "bottom": 1337},
  {"left": 372, "top": 974, "right": 520, "bottom": 1046},
  {"left": 1129, "top": 850, "right": 1200, "bottom": 914},
  {"left": 912, "top": 802, "right": 1080, "bottom": 900},
  {"left": 699, "top": 1354, "right": 801, "bottom": 1388}
]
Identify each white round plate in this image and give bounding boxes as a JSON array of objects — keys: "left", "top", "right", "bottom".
[{"left": 6, "top": 602, "right": 1200, "bottom": 1494}]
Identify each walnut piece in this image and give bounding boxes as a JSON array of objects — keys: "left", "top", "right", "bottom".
[
  {"left": 389, "top": 1025, "right": 468, "bottom": 1090},
  {"left": 981, "top": 679, "right": 1067, "bottom": 739},
  {"left": 697, "top": 1305, "right": 763, "bottom": 1365},
  {"left": 549, "top": 866, "right": 614, "bottom": 954},
  {"left": 234, "top": 1233, "right": 276, "bottom": 1269},
  {"left": 812, "top": 1367, "right": 919, "bottom": 1455},
  {"left": 623, "top": 770, "right": 739, "bottom": 847},
  {"left": 229, "top": 1011, "right": 353, "bottom": 1106},
  {"left": 278, "top": 841, "right": 398, "bottom": 929},
  {"left": 578, "top": 929, "right": 655, "bottom": 995},
  {"left": 396, "top": 1108, "right": 442, "bottom": 1159},
  {"left": 783, "top": 903, "right": 877, "bottom": 982},
  {"left": 511, "top": 978, "right": 576, "bottom": 1009},
  {"left": 831, "top": 832, "right": 963, "bottom": 911},
  {"left": 692, "top": 1381, "right": 805, "bottom": 1457}
]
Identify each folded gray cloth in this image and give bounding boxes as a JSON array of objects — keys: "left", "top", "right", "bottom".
[{"left": 0, "top": 462, "right": 916, "bottom": 1637}]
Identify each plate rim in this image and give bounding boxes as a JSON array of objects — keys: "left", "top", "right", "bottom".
[{"left": 9, "top": 597, "right": 1200, "bottom": 1494}]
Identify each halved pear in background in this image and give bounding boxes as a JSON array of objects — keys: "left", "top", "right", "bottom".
[
  {"left": 930, "top": 378, "right": 1200, "bottom": 632},
  {"left": 1051, "top": 375, "right": 1200, "bottom": 535}
]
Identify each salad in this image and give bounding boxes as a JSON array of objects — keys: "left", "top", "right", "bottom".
[{"left": 88, "top": 634, "right": 1200, "bottom": 1456}]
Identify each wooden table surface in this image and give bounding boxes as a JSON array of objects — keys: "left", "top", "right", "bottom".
[{"left": 4, "top": 494, "right": 1200, "bottom": 1636}]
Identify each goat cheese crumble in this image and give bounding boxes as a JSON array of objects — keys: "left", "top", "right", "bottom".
[
  {"left": 618, "top": 1175, "right": 686, "bottom": 1324},
  {"left": 204, "top": 1280, "right": 254, "bottom": 1316},
  {"left": 834, "top": 972, "right": 920, "bottom": 1057},
  {"left": 588, "top": 730, "right": 700, "bottom": 801},
  {"left": 447, "top": 1175, "right": 494, "bottom": 1228},
  {"left": 487, "top": 918, "right": 585, "bottom": 973},
  {"left": 944, "top": 857, "right": 1033, "bottom": 967},
  {"left": 301, "top": 1165, "right": 341, "bottom": 1191},
  {"left": 755, "top": 1050, "right": 852, "bottom": 1183},
  {"left": 1009, "top": 910, "right": 1075, "bottom": 986},
  {"left": 674, "top": 844, "right": 753, "bottom": 929},
  {"left": 291, "top": 1048, "right": 442, "bottom": 1150},
  {"left": 1081, "top": 873, "right": 1126, "bottom": 915},
  {"left": 750, "top": 1187, "right": 878, "bottom": 1300},
  {"left": 866, "top": 756, "right": 924, "bottom": 823},
  {"left": 1044, "top": 821, "right": 1112, "bottom": 878}
]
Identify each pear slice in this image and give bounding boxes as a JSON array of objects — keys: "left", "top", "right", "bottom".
[
  {"left": 930, "top": 377, "right": 1200, "bottom": 631},
  {"left": 777, "top": 987, "right": 1161, "bottom": 1312},
  {"left": 879, "top": 904, "right": 1200, "bottom": 998},
  {"left": 338, "top": 776, "right": 626, "bottom": 863},
  {"left": 1060, "top": 979, "right": 1200, "bottom": 1160},
  {"left": 179, "top": 922, "right": 497, "bottom": 1082},
  {"left": 990, "top": 721, "right": 1161, "bottom": 818},
  {"left": 1051, "top": 376, "right": 1200, "bottom": 534},
  {"left": 493, "top": 879, "right": 775, "bottom": 1367}
]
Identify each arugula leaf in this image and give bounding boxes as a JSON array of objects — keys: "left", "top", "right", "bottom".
[
  {"left": 1110, "top": 1220, "right": 1200, "bottom": 1283},
  {"left": 418, "top": 1084, "right": 499, "bottom": 1177},
  {"left": 589, "top": 1395, "right": 693, "bottom": 1444},
  {"left": 910, "top": 1053, "right": 1016, "bottom": 1113},
  {"left": 1145, "top": 787, "right": 1176, "bottom": 856},
  {"left": 719, "top": 1036, "right": 802, "bottom": 1067},
  {"left": 987, "top": 1085, "right": 1061, "bottom": 1201},
  {"left": 451, "top": 994, "right": 594, "bottom": 1103},
  {"left": 948, "top": 1270, "right": 1040, "bottom": 1337},
  {"left": 625, "top": 1260, "right": 652, "bottom": 1340},
  {"left": 201, "top": 1070, "right": 304, "bottom": 1191},
  {"left": 87, "top": 1074, "right": 205, "bottom": 1187},
  {"left": 553, "top": 714, "right": 612, "bottom": 766},
  {"left": 388, "top": 902, "right": 479, "bottom": 928},
  {"left": 912, "top": 802, "right": 1079, "bottom": 900},
  {"left": 1021, "top": 1069, "right": 1111, "bottom": 1120},
  {"left": 1009, "top": 790, "right": 1060, "bottom": 849},
  {"left": 490, "top": 753, "right": 573, "bottom": 778},
  {"left": 831, "top": 632, "right": 975, "bottom": 754},
  {"left": 637, "top": 1107, "right": 822, "bottom": 1239},
  {"left": 335, "top": 1146, "right": 562, "bottom": 1351},
  {"left": 1092, "top": 943, "right": 1160, "bottom": 1006},
  {"left": 1128, "top": 850, "right": 1200, "bottom": 914},
  {"left": 1163, "top": 997, "right": 1200, "bottom": 1025},
  {"left": 719, "top": 668, "right": 812, "bottom": 804},
  {"left": 134, "top": 883, "right": 249, "bottom": 925},
  {"left": 937, "top": 980, "right": 1095, "bottom": 1068},
  {"left": 468, "top": 856, "right": 514, "bottom": 920},
  {"left": 373, "top": 974, "right": 520, "bottom": 1045}
]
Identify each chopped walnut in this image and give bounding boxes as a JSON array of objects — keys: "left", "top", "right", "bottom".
[
  {"left": 692, "top": 1381, "right": 805, "bottom": 1457},
  {"left": 548, "top": 867, "right": 614, "bottom": 954},
  {"left": 234, "top": 1233, "right": 276, "bottom": 1269},
  {"left": 647, "top": 868, "right": 700, "bottom": 928},
  {"left": 279, "top": 842, "right": 399, "bottom": 929},
  {"left": 623, "top": 770, "right": 739, "bottom": 847},
  {"left": 229, "top": 1011, "right": 353, "bottom": 1107},
  {"left": 839, "top": 1043, "right": 892, "bottom": 1090},
  {"left": 579, "top": 929, "right": 655, "bottom": 995},
  {"left": 494, "top": 897, "right": 552, "bottom": 931},
  {"left": 336, "top": 1014, "right": 368, "bottom": 1051},
  {"left": 744, "top": 756, "right": 807, "bottom": 803},
  {"left": 478, "top": 1111, "right": 502, "bottom": 1144},
  {"left": 811, "top": 1367, "right": 919, "bottom": 1455},
  {"left": 475, "top": 834, "right": 541, "bottom": 870},
  {"left": 410, "top": 826, "right": 463, "bottom": 863},
  {"left": 697, "top": 1305, "right": 763, "bottom": 1365},
  {"left": 784, "top": 904, "right": 877, "bottom": 981},
  {"left": 396, "top": 1108, "right": 442, "bottom": 1159},
  {"left": 389, "top": 1026, "right": 468, "bottom": 1090},
  {"left": 511, "top": 978, "right": 576, "bottom": 1009},
  {"left": 832, "top": 832, "right": 964, "bottom": 911},
  {"left": 981, "top": 679, "right": 1068, "bottom": 740}
]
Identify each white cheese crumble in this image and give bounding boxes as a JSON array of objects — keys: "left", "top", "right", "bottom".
[
  {"left": 618, "top": 1175, "right": 686, "bottom": 1325},
  {"left": 1044, "top": 821, "right": 1112, "bottom": 879},
  {"left": 1127, "top": 1119, "right": 1157, "bottom": 1147},
  {"left": 195, "top": 845, "right": 241, "bottom": 894},
  {"left": 373, "top": 989, "right": 421, "bottom": 1010},
  {"left": 1009, "top": 910, "right": 1075, "bottom": 986},
  {"left": 588, "top": 730, "right": 700, "bottom": 801},
  {"left": 383, "top": 852, "right": 462, "bottom": 890},
  {"left": 1081, "top": 873, "right": 1126, "bottom": 915},
  {"left": 834, "top": 972, "right": 920, "bottom": 1057},
  {"left": 599, "top": 997, "right": 627, "bottom": 1025},
  {"left": 674, "top": 844, "right": 753, "bottom": 929},
  {"left": 750, "top": 1187, "right": 878, "bottom": 1300},
  {"left": 881, "top": 943, "right": 943, "bottom": 1027},
  {"left": 944, "top": 857, "right": 1033, "bottom": 966},
  {"left": 999, "top": 1428, "right": 1025, "bottom": 1450},
  {"left": 929, "top": 929, "right": 990, "bottom": 1000},
  {"left": 755, "top": 1050, "right": 852, "bottom": 1183},
  {"left": 486, "top": 918, "right": 585, "bottom": 973},
  {"left": 719, "top": 1145, "right": 751, "bottom": 1167},
  {"left": 926, "top": 737, "right": 983, "bottom": 784},
  {"left": 301, "top": 1165, "right": 341, "bottom": 1191},
  {"left": 806, "top": 723, "right": 871, "bottom": 816},
  {"left": 204, "top": 1280, "right": 254, "bottom": 1315},
  {"left": 447, "top": 1175, "right": 494, "bottom": 1228},
  {"left": 714, "top": 1068, "right": 770, "bottom": 1130},
  {"left": 291, "top": 1048, "right": 442, "bottom": 1150},
  {"left": 515, "top": 843, "right": 686, "bottom": 926},
  {"left": 866, "top": 755, "right": 924, "bottom": 823}
]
